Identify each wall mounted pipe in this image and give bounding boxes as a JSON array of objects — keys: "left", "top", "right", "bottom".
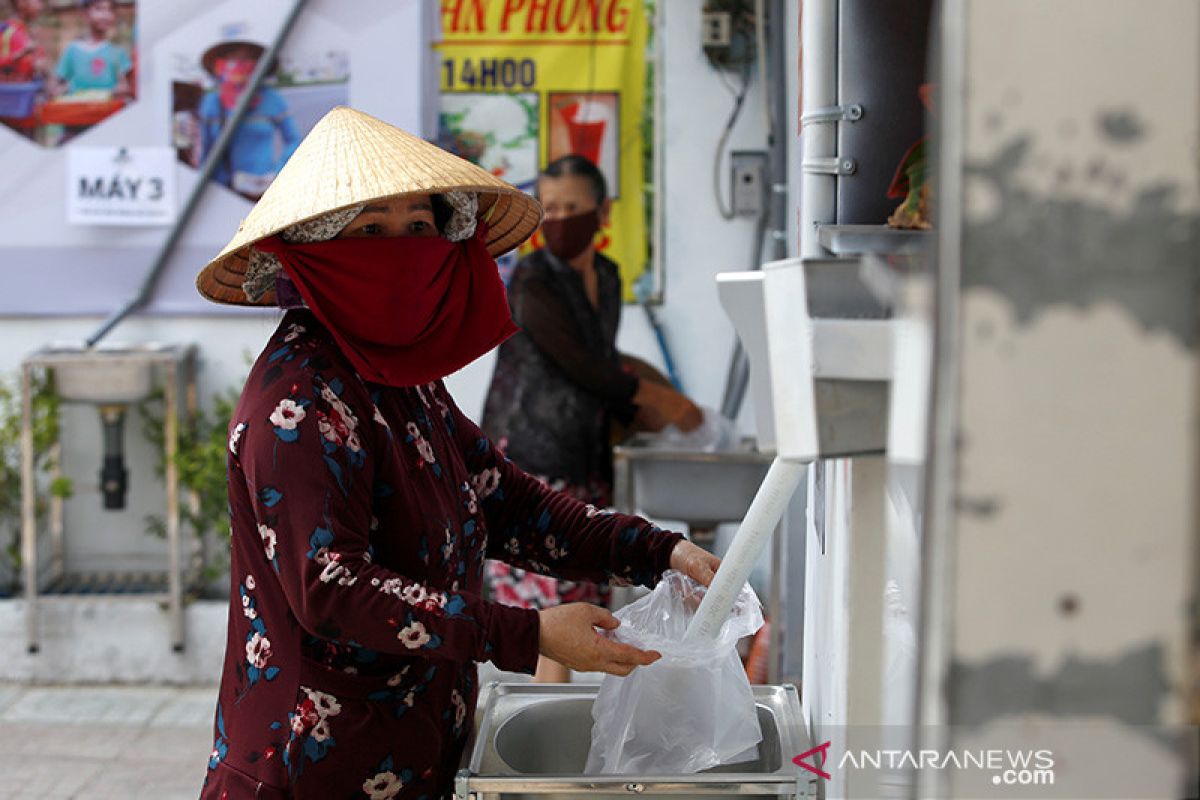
[
  {"left": 86, "top": 0, "right": 310, "bottom": 348},
  {"left": 799, "top": 0, "right": 839, "bottom": 258}
]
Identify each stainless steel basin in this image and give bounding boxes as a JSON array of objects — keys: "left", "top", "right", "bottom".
[
  {"left": 457, "top": 682, "right": 807, "bottom": 799},
  {"left": 612, "top": 437, "right": 774, "bottom": 531}
]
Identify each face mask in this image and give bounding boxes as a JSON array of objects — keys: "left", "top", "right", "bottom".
[
  {"left": 215, "top": 58, "right": 256, "bottom": 82},
  {"left": 541, "top": 209, "right": 600, "bottom": 261},
  {"left": 254, "top": 227, "right": 517, "bottom": 387}
]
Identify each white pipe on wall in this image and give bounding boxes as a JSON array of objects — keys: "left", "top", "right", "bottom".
[{"left": 799, "top": 0, "right": 839, "bottom": 257}]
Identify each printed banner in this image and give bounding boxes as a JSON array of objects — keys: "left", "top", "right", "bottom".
[
  {"left": 66, "top": 145, "right": 176, "bottom": 226},
  {"left": 437, "top": 0, "right": 647, "bottom": 297}
]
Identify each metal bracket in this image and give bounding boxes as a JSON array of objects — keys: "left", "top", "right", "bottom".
[
  {"left": 801, "top": 103, "right": 864, "bottom": 125},
  {"left": 802, "top": 157, "right": 858, "bottom": 176}
]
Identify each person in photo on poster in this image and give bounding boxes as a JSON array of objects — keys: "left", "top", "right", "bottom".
[
  {"left": 0, "top": 0, "right": 47, "bottom": 83},
  {"left": 198, "top": 39, "right": 299, "bottom": 200},
  {"left": 52, "top": 0, "right": 131, "bottom": 99},
  {"left": 0, "top": 0, "right": 46, "bottom": 138}
]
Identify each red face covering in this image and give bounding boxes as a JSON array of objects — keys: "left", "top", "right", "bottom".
[
  {"left": 215, "top": 57, "right": 257, "bottom": 109},
  {"left": 254, "top": 227, "right": 517, "bottom": 388},
  {"left": 541, "top": 209, "right": 600, "bottom": 261}
]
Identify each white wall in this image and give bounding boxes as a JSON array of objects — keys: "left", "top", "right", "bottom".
[{"left": 650, "top": 1, "right": 771, "bottom": 411}]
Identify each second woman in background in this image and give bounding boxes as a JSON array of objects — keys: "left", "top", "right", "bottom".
[{"left": 482, "top": 154, "right": 703, "bottom": 682}]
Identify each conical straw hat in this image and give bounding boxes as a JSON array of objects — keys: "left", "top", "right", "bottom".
[{"left": 196, "top": 105, "right": 543, "bottom": 306}]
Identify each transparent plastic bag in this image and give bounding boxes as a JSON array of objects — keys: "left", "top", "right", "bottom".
[
  {"left": 646, "top": 406, "right": 736, "bottom": 453},
  {"left": 584, "top": 570, "right": 764, "bottom": 775}
]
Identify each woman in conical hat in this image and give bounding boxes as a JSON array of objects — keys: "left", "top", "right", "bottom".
[{"left": 196, "top": 106, "right": 720, "bottom": 799}]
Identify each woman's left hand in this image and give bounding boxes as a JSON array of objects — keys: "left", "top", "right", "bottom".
[{"left": 669, "top": 539, "right": 721, "bottom": 587}]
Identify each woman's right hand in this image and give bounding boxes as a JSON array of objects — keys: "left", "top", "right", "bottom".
[
  {"left": 537, "top": 603, "right": 661, "bottom": 676},
  {"left": 633, "top": 381, "right": 703, "bottom": 433}
]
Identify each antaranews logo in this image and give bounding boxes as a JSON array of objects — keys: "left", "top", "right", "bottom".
[
  {"left": 793, "top": 741, "right": 1055, "bottom": 787},
  {"left": 792, "top": 741, "right": 832, "bottom": 780}
]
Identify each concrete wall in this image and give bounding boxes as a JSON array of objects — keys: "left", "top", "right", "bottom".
[{"left": 915, "top": 2, "right": 1200, "bottom": 796}]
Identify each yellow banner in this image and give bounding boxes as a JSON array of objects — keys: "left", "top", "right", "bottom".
[{"left": 437, "top": 0, "right": 647, "bottom": 299}]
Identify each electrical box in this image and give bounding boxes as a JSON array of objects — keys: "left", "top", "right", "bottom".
[
  {"left": 701, "top": 11, "right": 732, "bottom": 47},
  {"left": 731, "top": 150, "right": 768, "bottom": 217},
  {"left": 701, "top": 0, "right": 755, "bottom": 69}
]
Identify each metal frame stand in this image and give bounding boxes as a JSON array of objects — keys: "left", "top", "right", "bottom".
[{"left": 20, "top": 344, "right": 199, "bottom": 653}]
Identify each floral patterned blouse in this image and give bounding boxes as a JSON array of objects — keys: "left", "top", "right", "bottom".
[{"left": 201, "top": 310, "right": 682, "bottom": 800}]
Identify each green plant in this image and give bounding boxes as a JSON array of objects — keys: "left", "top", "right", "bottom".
[
  {"left": 139, "top": 383, "right": 241, "bottom": 581},
  {"left": 0, "top": 370, "right": 74, "bottom": 586}
]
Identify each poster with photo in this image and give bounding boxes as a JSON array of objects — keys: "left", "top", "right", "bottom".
[
  {"left": 0, "top": 0, "right": 137, "bottom": 147},
  {"left": 168, "top": 25, "right": 349, "bottom": 201}
]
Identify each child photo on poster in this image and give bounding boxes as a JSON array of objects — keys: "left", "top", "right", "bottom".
[
  {"left": 170, "top": 26, "right": 349, "bottom": 202},
  {"left": 0, "top": 0, "right": 136, "bottom": 147}
]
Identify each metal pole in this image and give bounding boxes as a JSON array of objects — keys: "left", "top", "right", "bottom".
[
  {"left": 767, "top": 518, "right": 783, "bottom": 685},
  {"left": 799, "top": 0, "right": 838, "bottom": 258},
  {"left": 164, "top": 358, "right": 183, "bottom": 651},
  {"left": 49, "top": 439, "right": 64, "bottom": 582},
  {"left": 184, "top": 349, "right": 203, "bottom": 585},
  {"left": 20, "top": 364, "right": 39, "bottom": 653},
  {"left": 86, "top": 0, "right": 311, "bottom": 348},
  {"left": 765, "top": 0, "right": 789, "bottom": 264}
]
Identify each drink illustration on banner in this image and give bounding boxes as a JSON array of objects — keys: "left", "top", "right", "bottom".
[
  {"left": 549, "top": 91, "right": 619, "bottom": 198},
  {"left": 559, "top": 99, "right": 606, "bottom": 164}
]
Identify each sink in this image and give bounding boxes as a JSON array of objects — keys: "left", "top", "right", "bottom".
[
  {"left": 612, "top": 437, "right": 774, "bottom": 530},
  {"left": 39, "top": 345, "right": 168, "bottom": 404},
  {"left": 495, "top": 698, "right": 781, "bottom": 774},
  {"left": 458, "top": 682, "right": 807, "bottom": 799}
]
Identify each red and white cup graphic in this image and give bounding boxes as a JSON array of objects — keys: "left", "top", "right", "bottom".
[{"left": 559, "top": 100, "right": 608, "bottom": 165}]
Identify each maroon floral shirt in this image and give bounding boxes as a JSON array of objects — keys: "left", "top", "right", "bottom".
[{"left": 200, "top": 310, "right": 681, "bottom": 800}]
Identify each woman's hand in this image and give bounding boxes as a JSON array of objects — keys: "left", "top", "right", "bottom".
[
  {"left": 538, "top": 603, "right": 661, "bottom": 676},
  {"left": 632, "top": 381, "right": 704, "bottom": 433},
  {"left": 669, "top": 539, "right": 721, "bottom": 587}
]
